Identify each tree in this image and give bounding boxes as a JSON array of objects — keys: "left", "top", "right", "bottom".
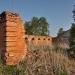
[
  {"left": 68, "top": 23, "right": 75, "bottom": 58},
  {"left": 68, "top": 6, "right": 75, "bottom": 58},
  {"left": 25, "top": 17, "right": 50, "bottom": 36},
  {"left": 39, "top": 17, "right": 49, "bottom": 36},
  {"left": 72, "top": 5, "right": 75, "bottom": 22},
  {"left": 25, "top": 17, "right": 39, "bottom": 35},
  {"left": 57, "top": 28, "right": 64, "bottom": 36}
]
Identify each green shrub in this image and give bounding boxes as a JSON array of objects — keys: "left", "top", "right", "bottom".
[
  {"left": 3, "top": 65, "right": 16, "bottom": 75},
  {"left": 0, "top": 58, "right": 3, "bottom": 65},
  {"left": 56, "top": 70, "right": 68, "bottom": 75}
]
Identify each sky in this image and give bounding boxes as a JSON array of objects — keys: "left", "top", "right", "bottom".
[{"left": 0, "top": 0, "right": 74, "bottom": 37}]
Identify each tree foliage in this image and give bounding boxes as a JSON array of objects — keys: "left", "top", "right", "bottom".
[
  {"left": 68, "top": 6, "right": 75, "bottom": 58},
  {"left": 72, "top": 5, "right": 75, "bottom": 22},
  {"left": 25, "top": 17, "right": 50, "bottom": 36},
  {"left": 57, "top": 28, "right": 64, "bottom": 36},
  {"left": 68, "top": 23, "right": 75, "bottom": 58}
]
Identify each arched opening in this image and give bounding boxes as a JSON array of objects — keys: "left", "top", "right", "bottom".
[
  {"left": 25, "top": 37, "right": 28, "bottom": 44},
  {"left": 25, "top": 37, "right": 28, "bottom": 40},
  {"left": 43, "top": 38, "right": 45, "bottom": 40},
  {"left": 32, "top": 37, "right": 34, "bottom": 40},
  {"left": 48, "top": 38, "right": 50, "bottom": 40},
  {"left": 38, "top": 38, "right": 40, "bottom": 40}
]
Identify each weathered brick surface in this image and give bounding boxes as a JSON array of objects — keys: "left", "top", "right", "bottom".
[
  {"left": 25, "top": 35, "right": 52, "bottom": 46},
  {"left": 0, "top": 11, "right": 27, "bottom": 65}
]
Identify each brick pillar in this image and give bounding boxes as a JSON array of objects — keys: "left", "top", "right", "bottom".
[{"left": 0, "top": 11, "right": 27, "bottom": 65}]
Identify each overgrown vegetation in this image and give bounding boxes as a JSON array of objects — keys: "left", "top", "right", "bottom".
[
  {"left": 27, "top": 43, "right": 52, "bottom": 51},
  {"left": 16, "top": 50, "right": 75, "bottom": 75},
  {"left": 68, "top": 6, "right": 75, "bottom": 59},
  {"left": 0, "top": 47, "right": 75, "bottom": 75},
  {"left": 57, "top": 28, "right": 64, "bottom": 37},
  {"left": 68, "top": 23, "right": 75, "bottom": 59}
]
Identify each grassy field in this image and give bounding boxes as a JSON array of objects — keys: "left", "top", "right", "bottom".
[
  {"left": 0, "top": 46, "right": 75, "bottom": 75},
  {"left": 17, "top": 49, "right": 75, "bottom": 75}
]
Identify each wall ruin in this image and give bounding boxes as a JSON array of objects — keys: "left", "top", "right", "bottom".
[
  {"left": 25, "top": 35, "right": 52, "bottom": 47},
  {"left": 0, "top": 11, "right": 52, "bottom": 65},
  {"left": 0, "top": 11, "right": 27, "bottom": 65}
]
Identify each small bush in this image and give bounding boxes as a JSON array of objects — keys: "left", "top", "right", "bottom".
[
  {"left": 56, "top": 70, "right": 68, "bottom": 75},
  {"left": 3, "top": 65, "right": 16, "bottom": 75}
]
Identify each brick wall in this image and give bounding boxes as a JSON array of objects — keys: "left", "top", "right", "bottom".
[
  {"left": 25, "top": 35, "right": 52, "bottom": 47},
  {"left": 0, "top": 11, "right": 27, "bottom": 65}
]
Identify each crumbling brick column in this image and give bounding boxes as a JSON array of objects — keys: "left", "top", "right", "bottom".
[{"left": 0, "top": 11, "right": 27, "bottom": 65}]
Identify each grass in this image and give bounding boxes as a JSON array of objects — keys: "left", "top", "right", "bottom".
[
  {"left": 17, "top": 49, "right": 75, "bottom": 75},
  {"left": 0, "top": 44, "right": 75, "bottom": 75}
]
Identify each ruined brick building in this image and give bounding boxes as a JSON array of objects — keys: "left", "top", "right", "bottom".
[
  {"left": 0, "top": 11, "right": 70, "bottom": 65},
  {"left": 0, "top": 11, "right": 52, "bottom": 65}
]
